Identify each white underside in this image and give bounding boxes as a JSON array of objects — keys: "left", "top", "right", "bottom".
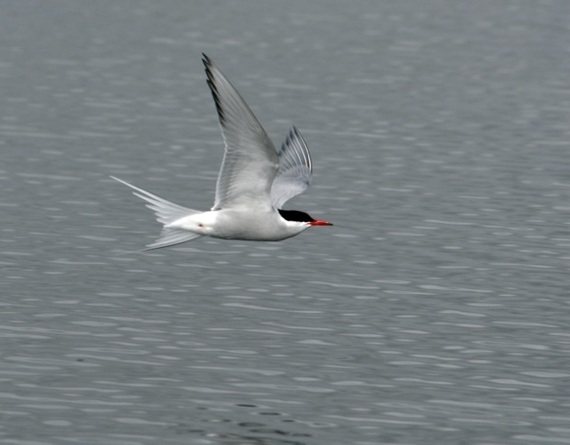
[{"left": 168, "top": 209, "right": 309, "bottom": 241}]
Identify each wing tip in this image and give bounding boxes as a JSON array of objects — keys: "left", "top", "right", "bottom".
[
  {"left": 202, "top": 54, "right": 227, "bottom": 125},
  {"left": 280, "top": 126, "right": 312, "bottom": 173}
]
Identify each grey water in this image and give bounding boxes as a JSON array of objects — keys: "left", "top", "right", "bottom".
[{"left": 2, "top": 1, "right": 570, "bottom": 444}]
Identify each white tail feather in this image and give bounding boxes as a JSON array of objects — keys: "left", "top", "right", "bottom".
[
  {"left": 141, "top": 227, "right": 201, "bottom": 251},
  {"left": 111, "top": 176, "right": 202, "bottom": 250}
]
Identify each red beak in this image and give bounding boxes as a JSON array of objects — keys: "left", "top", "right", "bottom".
[{"left": 310, "top": 219, "right": 333, "bottom": 227}]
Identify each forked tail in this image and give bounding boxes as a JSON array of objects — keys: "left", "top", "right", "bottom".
[{"left": 111, "top": 176, "right": 202, "bottom": 251}]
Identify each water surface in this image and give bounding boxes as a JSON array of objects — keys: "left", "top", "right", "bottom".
[{"left": 1, "top": 1, "right": 570, "bottom": 444}]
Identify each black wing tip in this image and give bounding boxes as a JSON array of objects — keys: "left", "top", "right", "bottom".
[
  {"left": 202, "top": 53, "right": 212, "bottom": 67},
  {"left": 202, "top": 53, "right": 217, "bottom": 86},
  {"left": 206, "top": 79, "right": 226, "bottom": 124},
  {"left": 201, "top": 54, "right": 226, "bottom": 124},
  {"left": 203, "top": 54, "right": 215, "bottom": 82}
]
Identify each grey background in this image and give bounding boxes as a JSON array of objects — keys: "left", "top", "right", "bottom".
[{"left": 1, "top": 1, "right": 569, "bottom": 444}]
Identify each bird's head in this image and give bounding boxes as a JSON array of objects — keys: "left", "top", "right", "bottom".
[{"left": 278, "top": 209, "right": 333, "bottom": 229}]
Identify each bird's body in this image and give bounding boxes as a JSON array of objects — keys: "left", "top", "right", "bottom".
[
  {"left": 168, "top": 209, "right": 306, "bottom": 241},
  {"left": 112, "top": 54, "right": 332, "bottom": 251}
]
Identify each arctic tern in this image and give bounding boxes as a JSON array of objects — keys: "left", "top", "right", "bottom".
[{"left": 112, "top": 54, "right": 332, "bottom": 251}]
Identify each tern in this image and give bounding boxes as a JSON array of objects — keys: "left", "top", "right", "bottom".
[{"left": 112, "top": 54, "right": 332, "bottom": 251}]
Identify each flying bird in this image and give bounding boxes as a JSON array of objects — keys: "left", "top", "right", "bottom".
[{"left": 112, "top": 54, "right": 332, "bottom": 251}]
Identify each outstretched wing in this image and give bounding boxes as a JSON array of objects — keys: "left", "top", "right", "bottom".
[
  {"left": 202, "top": 54, "right": 279, "bottom": 211},
  {"left": 270, "top": 126, "right": 313, "bottom": 209}
]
